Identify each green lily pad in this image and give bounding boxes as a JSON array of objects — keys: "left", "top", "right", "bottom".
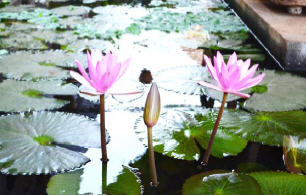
[
  {"left": 135, "top": 8, "right": 247, "bottom": 34},
  {"left": 64, "top": 39, "right": 115, "bottom": 53},
  {"left": 155, "top": 66, "right": 244, "bottom": 102},
  {"left": 220, "top": 109, "right": 306, "bottom": 146},
  {"left": 0, "top": 80, "right": 77, "bottom": 112},
  {"left": 0, "top": 111, "right": 103, "bottom": 174},
  {"left": 47, "top": 169, "right": 83, "bottom": 195},
  {"left": 0, "top": 31, "right": 48, "bottom": 50},
  {"left": 0, "top": 51, "right": 85, "bottom": 80},
  {"left": 134, "top": 107, "right": 247, "bottom": 160},
  {"left": 245, "top": 70, "right": 306, "bottom": 111},
  {"left": 104, "top": 167, "right": 142, "bottom": 195},
  {"left": 249, "top": 171, "right": 306, "bottom": 195},
  {"left": 51, "top": 6, "right": 91, "bottom": 17},
  {"left": 183, "top": 170, "right": 262, "bottom": 195}
]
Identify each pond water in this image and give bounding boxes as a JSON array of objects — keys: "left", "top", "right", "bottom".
[{"left": 0, "top": 0, "right": 305, "bottom": 194}]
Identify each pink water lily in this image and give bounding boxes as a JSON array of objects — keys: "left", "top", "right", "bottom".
[
  {"left": 198, "top": 51, "right": 265, "bottom": 98},
  {"left": 70, "top": 49, "right": 137, "bottom": 96}
]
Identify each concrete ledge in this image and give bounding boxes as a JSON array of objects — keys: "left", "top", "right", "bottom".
[{"left": 226, "top": 0, "right": 306, "bottom": 71}]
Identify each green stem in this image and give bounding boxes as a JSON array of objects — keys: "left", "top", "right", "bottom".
[
  {"left": 147, "top": 127, "right": 158, "bottom": 187},
  {"left": 202, "top": 92, "right": 228, "bottom": 165},
  {"left": 102, "top": 162, "right": 107, "bottom": 193},
  {"left": 100, "top": 94, "right": 108, "bottom": 162}
]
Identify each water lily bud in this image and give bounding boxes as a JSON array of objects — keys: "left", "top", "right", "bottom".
[{"left": 144, "top": 83, "right": 161, "bottom": 128}]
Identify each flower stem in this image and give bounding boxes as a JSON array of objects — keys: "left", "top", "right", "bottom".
[
  {"left": 147, "top": 127, "right": 158, "bottom": 187},
  {"left": 202, "top": 92, "right": 228, "bottom": 165},
  {"left": 102, "top": 162, "right": 107, "bottom": 193},
  {"left": 100, "top": 94, "right": 108, "bottom": 163}
]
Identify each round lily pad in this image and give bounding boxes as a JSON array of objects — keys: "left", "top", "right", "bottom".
[
  {"left": 220, "top": 110, "right": 306, "bottom": 146},
  {"left": 155, "top": 66, "right": 244, "bottom": 102},
  {"left": 51, "top": 5, "right": 91, "bottom": 17},
  {"left": 47, "top": 169, "right": 83, "bottom": 195},
  {"left": 134, "top": 107, "right": 247, "bottom": 160},
  {"left": 245, "top": 70, "right": 306, "bottom": 111},
  {"left": 0, "top": 51, "right": 85, "bottom": 80},
  {"left": 0, "top": 80, "right": 77, "bottom": 112},
  {"left": 0, "top": 111, "right": 103, "bottom": 175},
  {"left": 249, "top": 171, "right": 306, "bottom": 195},
  {"left": 183, "top": 170, "right": 262, "bottom": 195}
]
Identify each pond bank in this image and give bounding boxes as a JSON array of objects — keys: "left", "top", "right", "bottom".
[{"left": 225, "top": 0, "right": 306, "bottom": 71}]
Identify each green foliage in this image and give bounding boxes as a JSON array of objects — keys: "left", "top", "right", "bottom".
[
  {"left": 33, "top": 135, "right": 55, "bottom": 146},
  {"left": 249, "top": 172, "right": 306, "bottom": 195},
  {"left": 183, "top": 171, "right": 262, "bottom": 195}
]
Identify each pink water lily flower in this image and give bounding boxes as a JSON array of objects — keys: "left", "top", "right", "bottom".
[
  {"left": 198, "top": 51, "right": 265, "bottom": 98},
  {"left": 70, "top": 49, "right": 137, "bottom": 96}
]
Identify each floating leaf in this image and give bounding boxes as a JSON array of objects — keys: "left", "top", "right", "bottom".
[
  {"left": 47, "top": 169, "right": 83, "bottom": 195},
  {"left": 155, "top": 66, "right": 244, "bottom": 101},
  {"left": 51, "top": 5, "right": 91, "bottom": 17},
  {"left": 0, "top": 112, "right": 103, "bottom": 174},
  {"left": 0, "top": 80, "right": 77, "bottom": 112},
  {"left": 221, "top": 109, "right": 306, "bottom": 146},
  {"left": 249, "top": 171, "right": 306, "bottom": 195},
  {"left": 183, "top": 171, "right": 262, "bottom": 195},
  {"left": 104, "top": 167, "right": 142, "bottom": 195},
  {"left": 0, "top": 51, "right": 85, "bottom": 80},
  {"left": 134, "top": 107, "right": 247, "bottom": 160},
  {"left": 136, "top": 8, "right": 247, "bottom": 34},
  {"left": 245, "top": 70, "right": 306, "bottom": 111}
]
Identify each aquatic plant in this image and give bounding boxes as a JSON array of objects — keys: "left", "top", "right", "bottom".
[
  {"left": 143, "top": 83, "right": 161, "bottom": 187},
  {"left": 70, "top": 49, "right": 138, "bottom": 162},
  {"left": 198, "top": 51, "right": 265, "bottom": 164}
]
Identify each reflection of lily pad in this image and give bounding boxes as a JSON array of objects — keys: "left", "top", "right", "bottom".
[
  {"left": 0, "top": 112, "right": 102, "bottom": 174},
  {"left": 249, "top": 172, "right": 306, "bottom": 195},
  {"left": 0, "top": 51, "right": 85, "bottom": 80},
  {"left": 183, "top": 170, "right": 262, "bottom": 195},
  {"left": 245, "top": 70, "right": 306, "bottom": 111},
  {"left": 155, "top": 66, "right": 243, "bottom": 101},
  {"left": 47, "top": 169, "right": 83, "bottom": 195},
  {"left": 0, "top": 80, "right": 77, "bottom": 112},
  {"left": 51, "top": 5, "right": 91, "bottom": 17},
  {"left": 217, "top": 110, "right": 306, "bottom": 146},
  {"left": 134, "top": 107, "right": 247, "bottom": 160}
]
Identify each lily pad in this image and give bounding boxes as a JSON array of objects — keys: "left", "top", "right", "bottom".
[
  {"left": 51, "top": 6, "right": 91, "bottom": 17},
  {"left": 183, "top": 170, "right": 262, "bottom": 195},
  {"left": 47, "top": 169, "right": 83, "bottom": 195},
  {"left": 135, "top": 8, "right": 247, "bottom": 34},
  {"left": 104, "top": 167, "right": 142, "bottom": 195},
  {"left": 134, "top": 107, "right": 247, "bottom": 160},
  {"left": 245, "top": 70, "right": 306, "bottom": 111},
  {"left": 0, "top": 51, "right": 85, "bottom": 80},
  {"left": 216, "top": 110, "right": 306, "bottom": 146},
  {"left": 249, "top": 171, "right": 306, "bottom": 195},
  {"left": 155, "top": 66, "right": 243, "bottom": 102},
  {"left": 0, "top": 80, "right": 77, "bottom": 112},
  {"left": 0, "top": 111, "right": 102, "bottom": 174}
]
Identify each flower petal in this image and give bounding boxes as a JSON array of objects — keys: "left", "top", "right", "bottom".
[
  {"left": 227, "top": 90, "right": 250, "bottom": 98},
  {"left": 70, "top": 71, "right": 94, "bottom": 90},
  {"left": 197, "top": 80, "right": 223, "bottom": 92}
]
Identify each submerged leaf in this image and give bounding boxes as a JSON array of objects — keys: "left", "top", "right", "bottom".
[
  {"left": 0, "top": 80, "right": 77, "bottom": 112},
  {"left": 283, "top": 136, "right": 306, "bottom": 173},
  {"left": 0, "top": 112, "right": 103, "bottom": 174}
]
